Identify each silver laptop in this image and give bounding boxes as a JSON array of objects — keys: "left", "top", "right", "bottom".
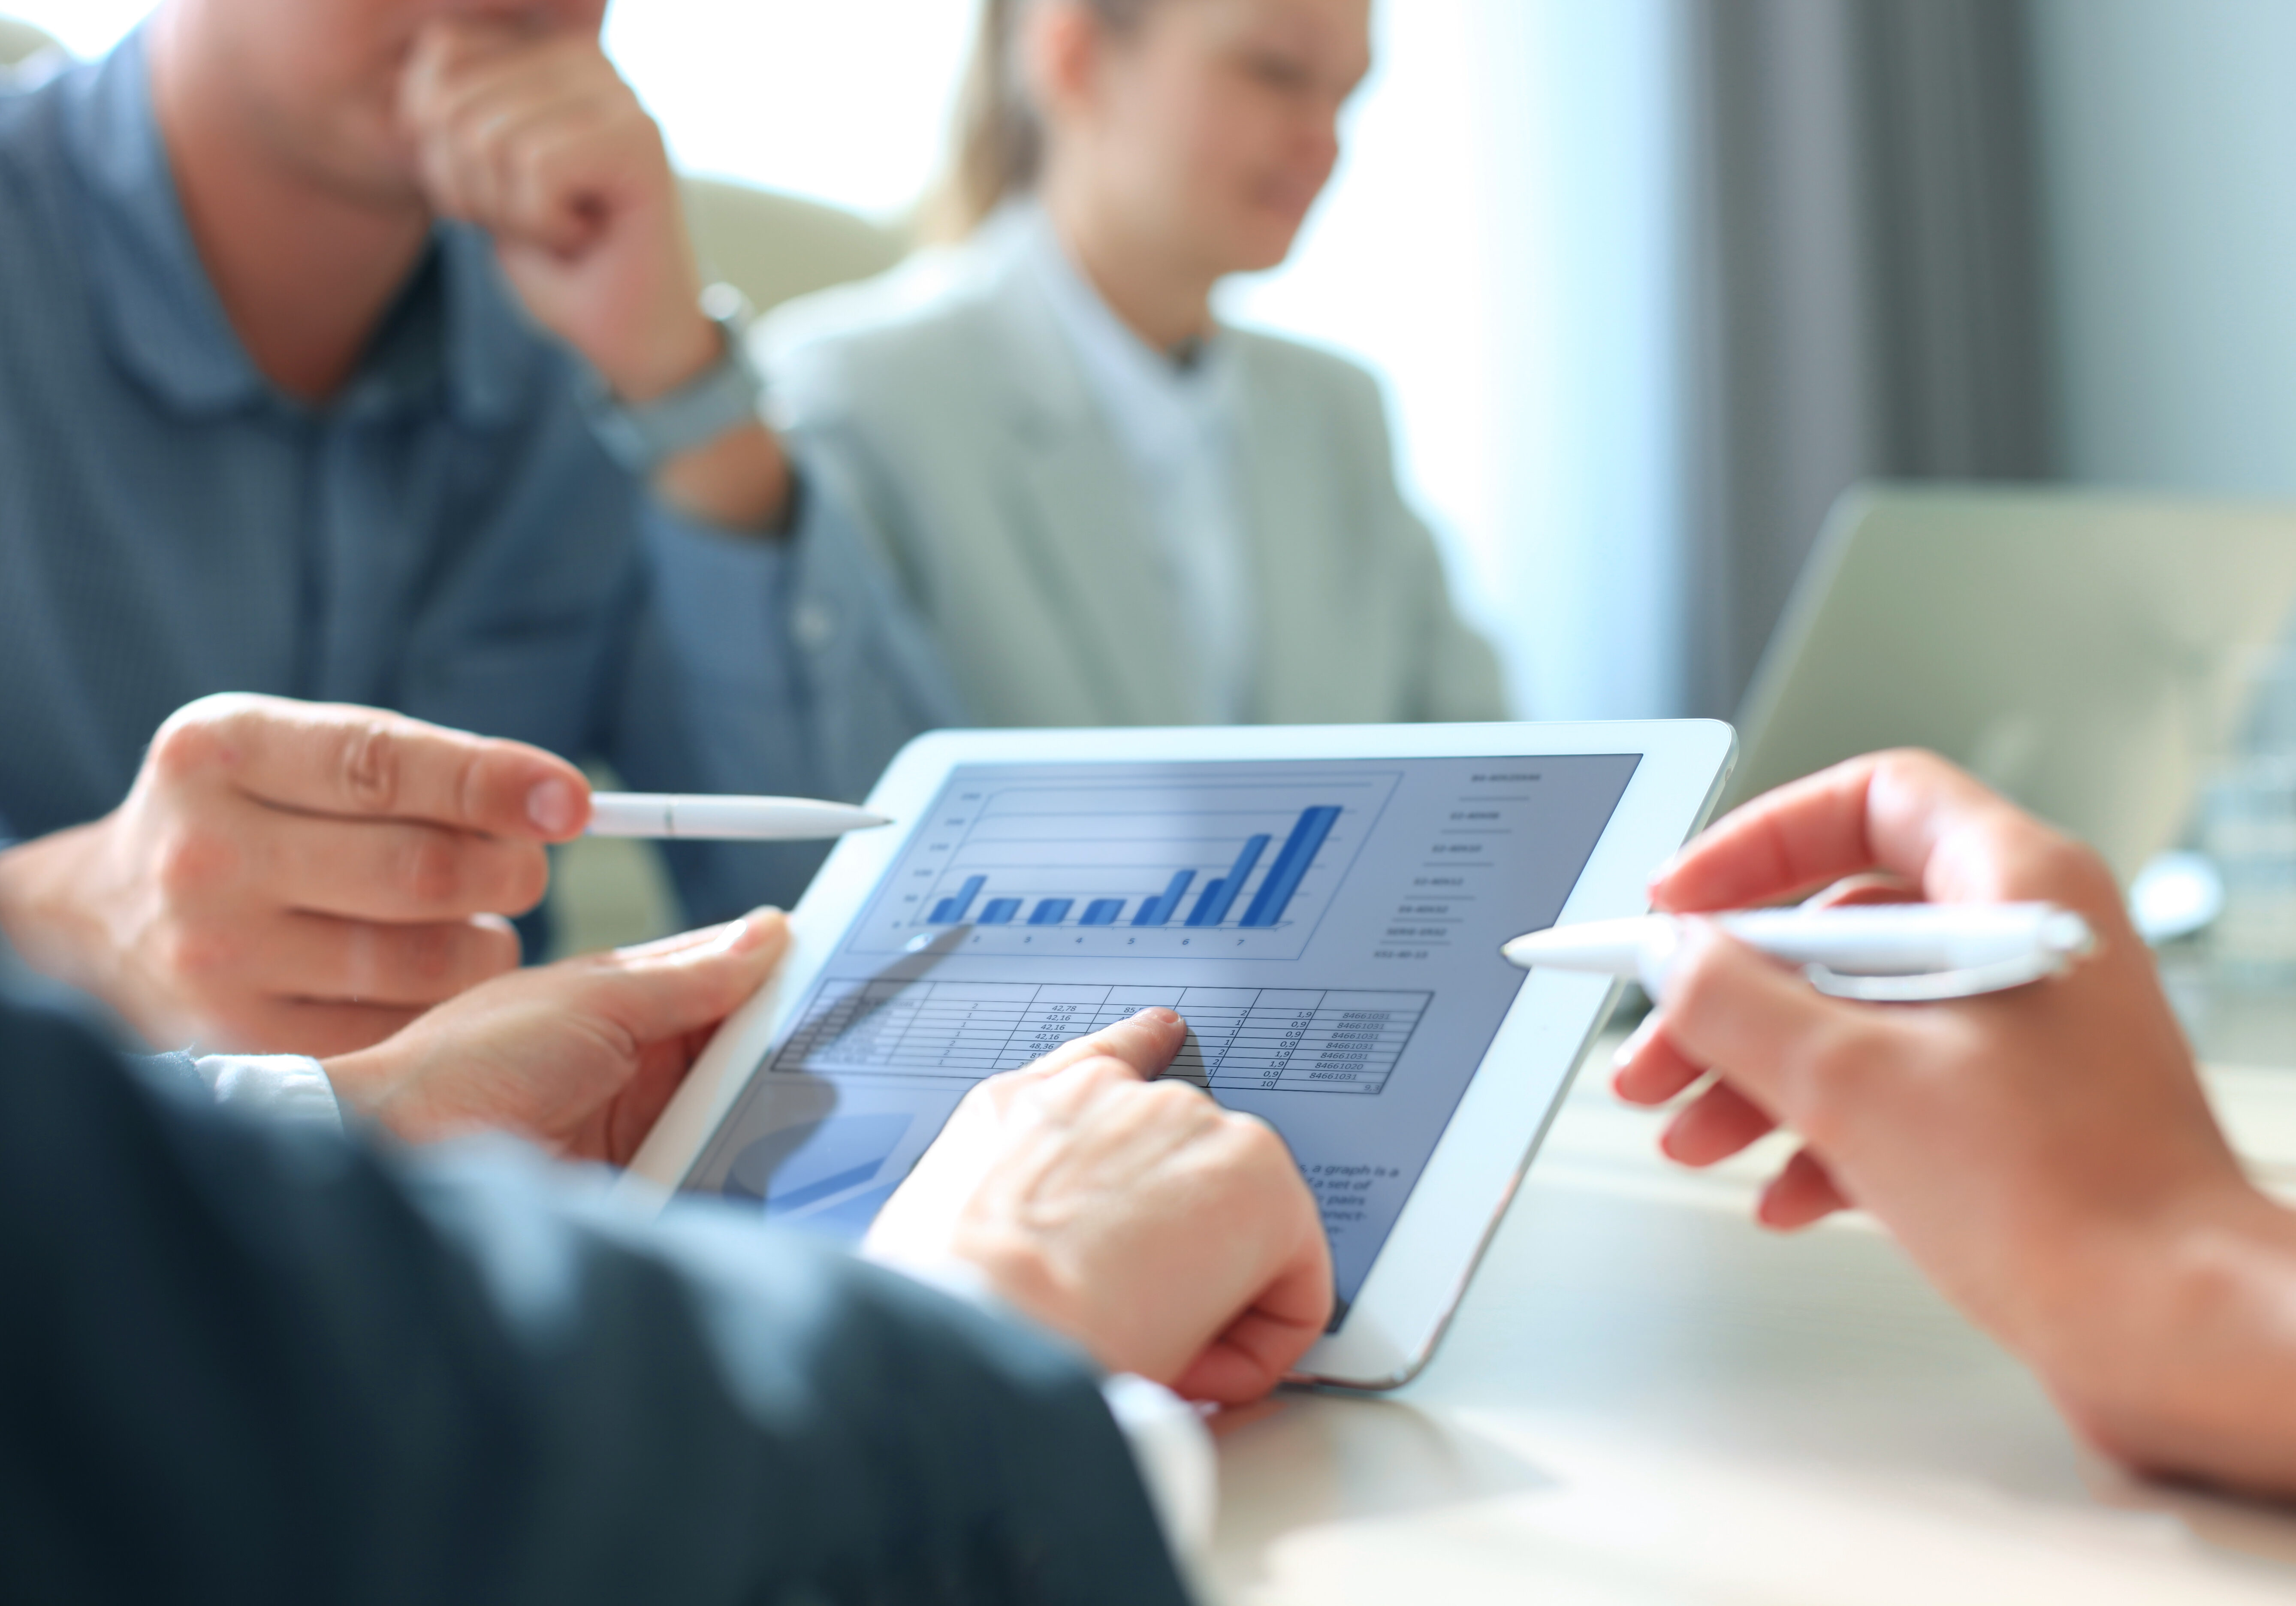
[{"left": 1726, "top": 484, "right": 2296, "bottom": 881}]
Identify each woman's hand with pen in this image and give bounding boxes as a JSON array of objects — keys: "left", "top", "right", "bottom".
[{"left": 1612, "top": 749, "right": 2296, "bottom": 1497}]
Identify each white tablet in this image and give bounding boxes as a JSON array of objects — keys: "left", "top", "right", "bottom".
[{"left": 624, "top": 720, "right": 1735, "bottom": 1388}]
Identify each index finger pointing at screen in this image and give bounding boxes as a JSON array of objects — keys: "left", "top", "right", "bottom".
[{"left": 151, "top": 694, "right": 591, "bottom": 840}]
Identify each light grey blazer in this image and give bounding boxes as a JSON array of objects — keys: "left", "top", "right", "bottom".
[{"left": 758, "top": 222, "right": 1508, "bottom": 729}]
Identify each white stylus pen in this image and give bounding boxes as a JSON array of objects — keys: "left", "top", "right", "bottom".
[
  {"left": 1501, "top": 903, "right": 2097, "bottom": 1002},
  {"left": 585, "top": 793, "right": 891, "bottom": 842}
]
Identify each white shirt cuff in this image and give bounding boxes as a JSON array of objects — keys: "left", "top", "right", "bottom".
[
  {"left": 1098, "top": 1371, "right": 1219, "bottom": 1562},
  {"left": 874, "top": 1256, "right": 1218, "bottom": 1565},
  {"left": 193, "top": 1054, "right": 342, "bottom": 1132}
]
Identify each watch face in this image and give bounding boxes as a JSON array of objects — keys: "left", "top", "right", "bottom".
[{"left": 701, "top": 281, "right": 756, "bottom": 328}]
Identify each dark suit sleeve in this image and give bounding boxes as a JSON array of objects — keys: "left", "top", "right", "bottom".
[{"left": 0, "top": 988, "right": 1190, "bottom": 1606}]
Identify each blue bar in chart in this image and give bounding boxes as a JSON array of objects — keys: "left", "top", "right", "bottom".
[
  {"left": 920, "top": 808, "right": 1338, "bottom": 934},
  {"left": 1188, "top": 833, "right": 1270, "bottom": 927},
  {"left": 929, "top": 875, "right": 987, "bottom": 924},
  {"left": 1242, "top": 807, "right": 1343, "bottom": 927},
  {"left": 1132, "top": 871, "right": 1195, "bottom": 927}
]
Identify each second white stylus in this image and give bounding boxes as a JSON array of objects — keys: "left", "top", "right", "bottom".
[{"left": 1502, "top": 903, "right": 2096, "bottom": 1002}]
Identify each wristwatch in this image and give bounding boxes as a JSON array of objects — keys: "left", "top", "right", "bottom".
[{"left": 581, "top": 282, "right": 765, "bottom": 477}]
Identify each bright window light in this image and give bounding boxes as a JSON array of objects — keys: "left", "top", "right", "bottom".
[
  {"left": 1222, "top": 0, "right": 1514, "bottom": 688},
  {"left": 2, "top": 0, "right": 972, "bottom": 220},
  {"left": 1, "top": 0, "right": 147, "bottom": 58},
  {"left": 603, "top": 1, "right": 974, "bottom": 220},
  {"left": 1227, "top": 0, "right": 1683, "bottom": 718}
]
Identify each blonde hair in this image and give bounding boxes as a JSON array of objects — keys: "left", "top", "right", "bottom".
[{"left": 922, "top": 0, "right": 1158, "bottom": 242}]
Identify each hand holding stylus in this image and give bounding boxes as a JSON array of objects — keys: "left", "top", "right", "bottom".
[{"left": 1607, "top": 752, "right": 2296, "bottom": 1492}]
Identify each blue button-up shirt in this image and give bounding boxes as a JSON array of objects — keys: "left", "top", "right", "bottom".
[{"left": 0, "top": 35, "right": 958, "bottom": 927}]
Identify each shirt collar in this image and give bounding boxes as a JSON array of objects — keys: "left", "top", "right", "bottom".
[
  {"left": 1010, "top": 202, "right": 1234, "bottom": 471},
  {"left": 347, "top": 225, "right": 532, "bottom": 429},
  {"left": 61, "top": 28, "right": 530, "bottom": 427}
]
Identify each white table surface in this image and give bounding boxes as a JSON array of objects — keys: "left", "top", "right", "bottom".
[{"left": 1207, "top": 1025, "right": 2296, "bottom": 1605}]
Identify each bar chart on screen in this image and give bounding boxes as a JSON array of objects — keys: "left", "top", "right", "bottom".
[{"left": 850, "top": 765, "right": 1405, "bottom": 961}]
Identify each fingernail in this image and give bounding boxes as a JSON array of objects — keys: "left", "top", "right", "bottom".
[
  {"left": 1133, "top": 1007, "right": 1182, "bottom": 1026},
  {"left": 727, "top": 908, "right": 783, "bottom": 946},
  {"left": 527, "top": 777, "right": 579, "bottom": 836},
  {"left": 1610, "top": 1016, "right": 1656, "bottom": 1069}
]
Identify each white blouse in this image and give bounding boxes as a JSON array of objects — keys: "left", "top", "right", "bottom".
[{"left": 1015, "top": 206, "right": 1254, "bottom": 722}]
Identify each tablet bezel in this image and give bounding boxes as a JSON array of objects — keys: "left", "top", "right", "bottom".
[{"left": 620, "top": 719, "right": 1736, "bottom": 1388}]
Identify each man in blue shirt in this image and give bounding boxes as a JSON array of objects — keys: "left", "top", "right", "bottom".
[{"left": 0, "top": 3, "right": 954, "bottom": 1054}]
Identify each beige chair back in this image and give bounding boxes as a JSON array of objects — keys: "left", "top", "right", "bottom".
[
  {"left": 680, "top": 177, "right": 907, "bottom": 316},
  {"left": 0, "top": 16, "right": 61, "bottom": 67}
]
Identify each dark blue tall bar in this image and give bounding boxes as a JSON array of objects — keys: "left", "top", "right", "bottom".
[
  {"left": 929, "top": 875, "right": 988, "bottom": 925},
  {"left": 1028, "top": 899, "right": 1074, "bottom": 926},
  {"left": 1240, "top": 806, "right": 1342, "bottom": 927},
  {"left": 979, "top": 898, "right": 1022, "bottom": 925},
  {"left": 1187, "top": 834, "right": 1270, "bottom": 927},
  {"left": 1133, "top": 870, "right": 1195, "bottom": 927},
  {"left": 1081, "top": 899, "right": 1125, "bottom": 926}
]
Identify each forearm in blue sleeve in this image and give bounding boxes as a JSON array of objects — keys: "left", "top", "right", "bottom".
[
  {"left": 0, "top": 992, "right": 1190, "bottom": 1606},
  {"left": 618, "top": 465, "right": 965, "bottom": 920},
  {"left": 636, "top": 460, "right": 962, "bottom": 800}
]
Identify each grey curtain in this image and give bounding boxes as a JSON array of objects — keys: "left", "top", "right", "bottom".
[{"left": 1676, "top": 0, "right": 2055, "bottom": 717}]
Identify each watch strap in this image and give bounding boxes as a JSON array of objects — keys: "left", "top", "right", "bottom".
[{"left": 581, "top": 285, "right": 765, "bottom": 477}]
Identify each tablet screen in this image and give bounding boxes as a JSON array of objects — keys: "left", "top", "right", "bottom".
[{"left": 683, "top": 753, "right": 1638, "bottom": 1313}]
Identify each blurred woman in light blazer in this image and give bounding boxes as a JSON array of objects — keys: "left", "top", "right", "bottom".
[{"left": 758, "top": 0, "right": 1504, "bottom": 728}]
